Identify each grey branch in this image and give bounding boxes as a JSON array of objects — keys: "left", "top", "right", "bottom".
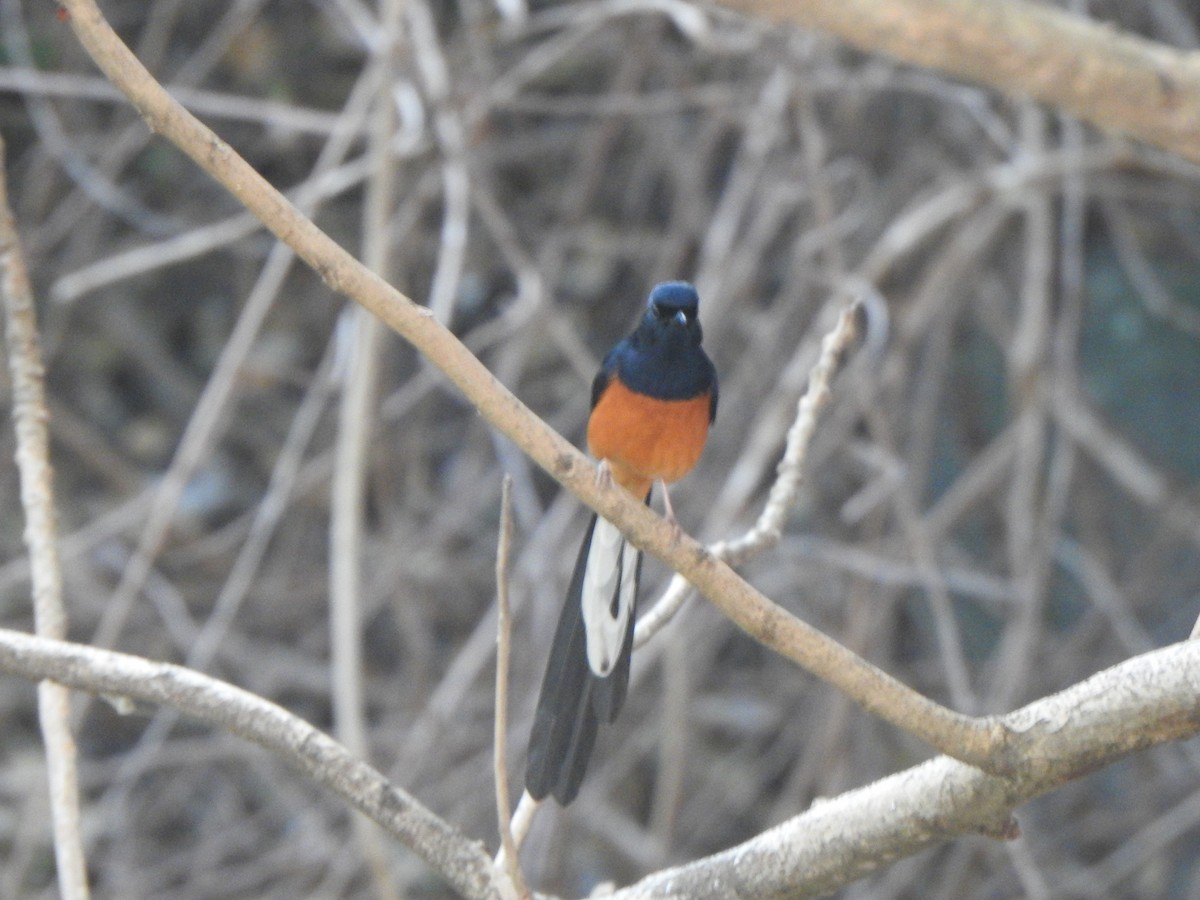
[
  {"left": 0, "top": 629, "right": 498, "bottom": 900},
  {"left": 615, "top": 639, "right": 1200, "bottom": 898}
]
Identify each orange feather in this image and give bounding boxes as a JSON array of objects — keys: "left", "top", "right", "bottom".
[{"left": 586, "top": 377, "right": 712, "bottom": 498}]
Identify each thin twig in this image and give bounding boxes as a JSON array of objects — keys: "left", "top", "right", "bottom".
[
  {"left": 406, "top": 0, "right": 471, "bottom": 325},
  {"left": 99, "top": 338, "right": 340, "bottom": 802},
  {"left": 0, "top": 136, "right": 91, "bottom": 900},
  {"left": 507, "top": 792, "right": 539, "bottom": 856},
  {"left": 493, "top": 476, "right": 530, "bottom": 900},
  {"left": 0, "top": 66, "right": 345, "bottom": 135},
  {"left": 329, "top": 2, "right": 402, "bottom": 894},
  {"left": 636, "top": 300, "right": 864, "bottom": 644},
  {"left": 85, "top": 39, "right": 386, "bottom": 655}
]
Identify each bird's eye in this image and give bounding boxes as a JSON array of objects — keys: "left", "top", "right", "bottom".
[{"left": 651, "top": 302, "right": 672, "bottom": 321}]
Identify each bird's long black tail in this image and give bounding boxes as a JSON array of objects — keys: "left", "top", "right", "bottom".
[{"left": 525, "top": 513, "right": 639, "bottom": 805}]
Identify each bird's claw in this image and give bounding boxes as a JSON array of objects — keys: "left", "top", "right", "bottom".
[
  {"left": 595, "top": 459, "right": 613, "bottom": 490},
  {"left": 659, "top": 479, "right": 682, "bottom": 543}
]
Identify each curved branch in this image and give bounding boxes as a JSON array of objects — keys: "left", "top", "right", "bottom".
[
  {"left": 0, "top": 629, "right": 497, "bottom": 900},
  {"left": 721, "top": 0, "right": 1200, "bottom": 164},
  {"left": 58, "top": 0, "right": 1010, "bottom": 771},
  {"left": 616, "top": 640, "right": 1200, "bottom": 899},
  {"left": 5, "top": 631, "right": 1197, "bottom": 900}
]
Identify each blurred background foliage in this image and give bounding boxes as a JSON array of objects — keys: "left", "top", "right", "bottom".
[{"left": 3, "top": 0, "right": 1200, "bottom": 897}]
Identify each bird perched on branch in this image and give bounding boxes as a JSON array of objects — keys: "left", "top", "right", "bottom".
[{"left": 526, "top": 281, "right": 718, "bottom": 805}]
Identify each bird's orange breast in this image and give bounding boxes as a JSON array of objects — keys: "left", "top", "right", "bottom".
[{"left": 587, "top": 377, "right": 711, "bottom": 497}]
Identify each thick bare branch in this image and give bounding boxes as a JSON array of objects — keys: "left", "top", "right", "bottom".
[
  {"left": 721, "top": 0, "right": 1200, "bottom": 164},
  {"left": 616, "top": 639, "right": 1200, "bottom": 899}
]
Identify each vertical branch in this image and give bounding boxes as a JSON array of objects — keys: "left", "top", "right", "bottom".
[
  {"left": 0, "top": 137, "right": 90, "bottom": 898},
  {"left": 990, "top": 105, "right": 1057, "bottom": 712},
  {"left": 406, "top": 0, "right": 470, "bottom": 325},
  {"left": 329, "top": 1, "right": 402, "bottom": 896},
  {"left": 492, "top": 476, "right": 530, "bottom": 900}
]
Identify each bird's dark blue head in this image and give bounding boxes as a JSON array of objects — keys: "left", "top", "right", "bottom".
[
  {"left": 600, "top": 280, "right": 714, "bottom": 403},
  {"left": 648, "top": 281, "right": 699, "bottom": 314},
  {"left": 636, "top": 281, "right": 703, "bottom": 348}
]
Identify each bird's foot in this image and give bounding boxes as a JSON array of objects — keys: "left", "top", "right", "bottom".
[
  {"left": 595, "top": 459, "right": 613, "bottom": 490},
  {"left": 659, "top": 479, "right": 682, "bottom": 543}
]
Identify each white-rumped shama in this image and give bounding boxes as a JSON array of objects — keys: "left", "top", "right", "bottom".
[{"left": 526, "top": 281, "right": 718, "bottom": 805}]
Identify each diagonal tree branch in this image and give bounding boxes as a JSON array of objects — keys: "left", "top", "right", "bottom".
[
  {"left": 57, "top": 0, "right": 1013, "bottom": 773},
  {"left": 720, "top": 0, "right": 1200, "bottom": 164},
  {"left": 0, "top": 628, "right": 498, "bottom": 900}
]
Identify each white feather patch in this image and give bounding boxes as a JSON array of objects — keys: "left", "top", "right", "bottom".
[{"left": 582, "top": 517, "right": 637, "bottom": 676}]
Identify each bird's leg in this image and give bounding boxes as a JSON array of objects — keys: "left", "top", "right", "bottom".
[
  {"left": 595, "top": 458, "right": 613, "bottom": 490},
  {"left": 658, "top": 479, "right": 682, "bottom": 542}
]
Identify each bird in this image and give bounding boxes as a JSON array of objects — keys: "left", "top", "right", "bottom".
[{"left": 525, "top": 281, "right": 718, "bottom": 805}]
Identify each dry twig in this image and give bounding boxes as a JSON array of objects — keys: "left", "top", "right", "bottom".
[{"left": 0, "top": 136, "right": 90, "bottom": 900}]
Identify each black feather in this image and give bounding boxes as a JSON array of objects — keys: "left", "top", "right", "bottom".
[{"left": 525, "top": 514, "right": 639, "bottom": 805}]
